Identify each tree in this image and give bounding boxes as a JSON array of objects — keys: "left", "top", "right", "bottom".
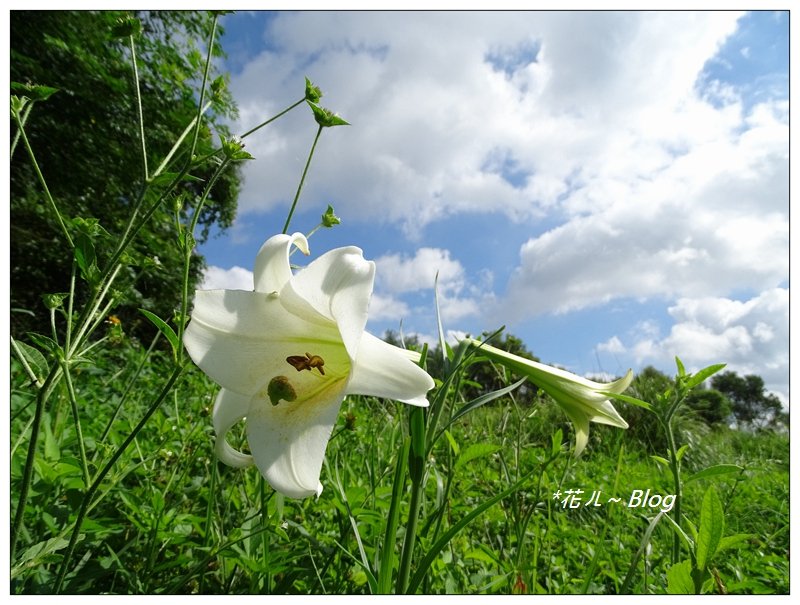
[
  {"left": 685, "top": 388, "right": 732, "bottom": 427},
  {"left": 711, "top": 371, "right": 786, "bottom": 429},
  {"left": 10, "top": 11, "right": 241, "bottom": 340}
]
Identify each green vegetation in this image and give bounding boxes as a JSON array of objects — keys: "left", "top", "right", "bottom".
[{"left": 9, "top": 336, "right": 789, "bottom": 594}]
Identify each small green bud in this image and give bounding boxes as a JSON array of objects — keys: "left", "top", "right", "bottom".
[
  {"left": 321, "top": 205, "right": 341, "bottom": 228},
  {"left": 42, "top": 293, "right": 69, "bottom": 311},
  {"left": 10, "top": 95, "right": 28, "bottom": 118},
  {"left": 110, "top": 17, "right": 142, "bottom": 38},
  {"left": 268, "top": 376, "right": 297, "bottom": 406},
  {"left": 307, "top": 101, "right": 349, "bottom": 127},
  {"left": 219, "top": 134, "right": 254, "bottom": 161},
  {"left": 304, "top": 77, "right": 323, "bottom": 103}
]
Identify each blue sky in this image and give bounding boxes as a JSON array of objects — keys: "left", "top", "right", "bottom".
[{"left": 197, "top": 10, "right": 789, "bottom": 402}]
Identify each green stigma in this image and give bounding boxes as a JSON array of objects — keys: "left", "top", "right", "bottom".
[{"left": 267, "top": 375, "right": 297, "bottom": 406}]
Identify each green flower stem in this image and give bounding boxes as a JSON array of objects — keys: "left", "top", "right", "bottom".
[
  {"left": 128, "top": 34, "right": 148, "bottom": 181},
  {"left": 282, "top": 123, "right": 323, "bottom": 235},
  {"left": 240, "top": 98, "right": 305, "bottom": 140},
  {"left": 10, "top": 363, "right": 63, "bottom": 561},
  {"left": 151, "top": 100, "right": 212, "bottom": 180},
  {"left": 12, "top": 112, "right": 73, "bottom": 248},
  {"left": 53, "top": 363, "right": 185, "bottom": 594},
  {"left": 61, "top": 360, "right": 91, "bottom": 487},
  {"left": 187, "top": 15, "right": 217, "bottom": 160}
]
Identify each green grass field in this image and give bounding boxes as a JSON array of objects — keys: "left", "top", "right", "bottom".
[{"left": 10, "top": 334, "right": 789, "bottom": 594}]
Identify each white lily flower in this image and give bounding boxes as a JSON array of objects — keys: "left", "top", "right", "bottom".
[
  {"left": 184, "top": 233, "right": 434, "bottom": 498},
  {"left": 467, "top": 340, "right": 631, "bottom": 456}
]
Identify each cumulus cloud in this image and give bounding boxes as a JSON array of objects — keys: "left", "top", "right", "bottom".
[
  {"left": 375, "top": 247, "right": 464, "bottom": 294},
  {"left": 598, "top": 289, "right": 789, "bottom": 402},
  {"left": 500, "top": 98, "right": 788, "bottom": 319},
  {"left": 201, "top": 265, "right": 254, "bottom": 290},
  {"left": 225, "top": 12, "right": 745, "bottom": 231}
]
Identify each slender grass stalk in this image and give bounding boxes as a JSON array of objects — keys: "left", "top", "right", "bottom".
[{"left": 282, "top": 124, "right": 323, "bottom": 234}]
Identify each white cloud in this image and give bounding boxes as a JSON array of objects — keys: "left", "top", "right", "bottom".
[
  {"left": 609, "top": 289, "right": 789, "bottom": 402},
  {"left": 597, "top": 336, "right": 625, "bottom": 354},
  {"left": 375, "top": 247, "right": 464, "bottom": 294},
  {"left": 201, "top": 265, "right": 254, "bottom": 290},
  {"left": 226, "top": 12, "right": 745, "bottom": 233},
  {"left": 500, "top": 98, "right": 788, "bottom": 319},
  {"left": 368, "top": 292, "right": 410, "bottom": 322}
]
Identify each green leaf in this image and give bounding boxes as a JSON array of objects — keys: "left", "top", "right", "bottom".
[
  {"left": 454, "top": 443, "right": 502, "bottom": 471},
  {"left": 445, "top": 377, "right": 526, "bottom": 430},
  {"left": 139, "top": 309, "right": 179, "bottom": 358},
  {"left": 11, "top": 82, "right": 59, "bottom": 102},
  {"left": 26, "top": 332, "right": 60, "bottom": 357},
  {"left": 12, "top": 339, "right": 49, "bottom": 381},
  {"left": 11, "top": 536, "right": 73, "bottom": 579},
  {"left": 443, "top": 429, "right": 460, "bottom": 457},
  {"left": 675, "top": 356, "right": 686, "bottom": 377},
  {"left": 551, "top": 428, "right": 563, "bottom": 457},
  {"left": 685, "top": 464, "right": 743, "bottom": 484},
  {"left": 696, "top": 486, "right": 725, "bottom": 571},
  {"left": 666, "top": 559, "right": 695, "bottom": 594},
  {"left": 676, "top": 444, "right": 690, "bottom": 462},
  {"left": 685, "top": 363, "right": 727, "bottom": 390},
  {"left": 603, "top": 391, "right": 652, "bottom": 411},
  {"left": 73, "top": 233, "right": 97, "bottom": 281},
  {"left": 715, "top": 533, "right": 752, "bottom": 555},
  {"left": 650, "top": 455, "right": 670, "bottom": 467}
]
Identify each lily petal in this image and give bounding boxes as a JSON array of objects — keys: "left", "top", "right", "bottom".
[
  {"left": 246, "top": 391, "right": 344, "bottom": 498},
  {"left": 348, "top": 332, "right": 434, "bottom": 406},
  {"left": 184, "top": 289, "right": 342, "bottom": 395},
  {"left": 253, "top": 232, "right": 309, "bottom": 293},
  {"left": 213, "top": 389, "right": 254, "bottom": 468},
  {"left": 282, "top": 246, "right": 375, "bottom": 361}
]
